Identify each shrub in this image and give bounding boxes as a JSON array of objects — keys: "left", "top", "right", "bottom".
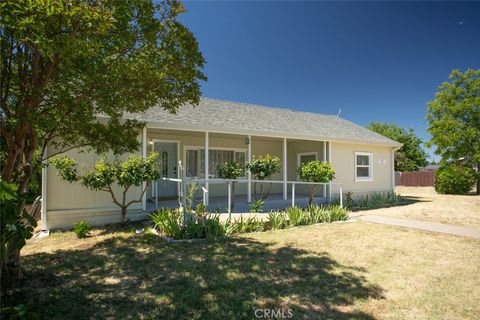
[
  {"left": 298, "top": 161, "right": 335, "bottom": 206},
  {"left": 285, "top": 206, "right": 305, "bottom": 227},
  {"left": 267, "top": 211, "right": 286, "bottom": 230},
  {"left": 307, "top": 205, "right": 329, "bottom": 224},
  {"left": 435, "top": 165, "right": 475, "bottom": 195},
  {"left": 327, "top": 205, "right": 349, "bottom": 221},
  {"left": 234, "top": 215, "right": 264, "bottom": 233},
  {"left": 204, "top": 214, "right": 226, "bottom": 239},
  {"left": 216, "top": 161, "right": 244, "bottom": 211},
  {"left": 150, "top": 208, "right": 182, "bottom": 239},
  {"left": 249, "top": 199, "right": 264, "bottom": 213},
  {"left": 246, "top": 154, "right": 281, "bottom": 200},
  {"left": 73, "top": 221, "right": 91, "bottom": 238},
  {"left": 341, "top": 192, "right": 401, "bottom": 209}
]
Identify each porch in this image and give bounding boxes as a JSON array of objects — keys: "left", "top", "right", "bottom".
[{"left": 140, "top": 126, "right": 335, "bottom": 213}]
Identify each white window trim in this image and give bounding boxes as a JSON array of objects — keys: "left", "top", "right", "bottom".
[
  {"left": 354, "top": 152, "right": 373, "bottom": 182},
  {"left": 183, "top": 145, "right": 248, "bottom": 179},
  {"left": 296, "top": 152, "right": 318, "bottom": 179}
]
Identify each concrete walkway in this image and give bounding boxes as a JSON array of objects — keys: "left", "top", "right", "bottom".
[{"left": 354, "top": 215, "right": 480, "bottom": 240}]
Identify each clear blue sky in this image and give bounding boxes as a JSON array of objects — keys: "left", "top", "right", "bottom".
[{"left": 180, "top": 1, "right": 480, "bottom": 161}]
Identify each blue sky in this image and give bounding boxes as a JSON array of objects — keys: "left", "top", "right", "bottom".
[{"left": 180, "top": 1, "right": 480, "bottom": 161}]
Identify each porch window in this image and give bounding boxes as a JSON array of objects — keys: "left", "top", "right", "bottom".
[
  {"left": 185, "top": 147, "right": 247, "bottom": 178},
  {"left": 355, "top": 152, "right": 373, "bottom": 181}
]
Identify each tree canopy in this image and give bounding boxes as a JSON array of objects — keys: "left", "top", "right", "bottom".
[
  {"left": 426, "top": 68, "right": 480, "bottom": 194},
  {"left": 367, "top": 123, "right": 428, "bottom": 172},
  {"left": 0, "top": 0, "right": 205, "bottom": 276}
]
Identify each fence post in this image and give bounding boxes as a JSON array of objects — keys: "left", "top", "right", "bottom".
[
  {"left": 227, "top": 180, "right": 232, "bottom": 220},
  {"left": 339, "top": 186, "right": 343, "bottom": 208},
  {"left": 291, "top": 183, "right": 295, "bottom": 207}
]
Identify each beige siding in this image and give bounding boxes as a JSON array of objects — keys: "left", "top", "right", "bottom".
[{"left": 330, "top": 141, "right": 394, "bottom": 197}]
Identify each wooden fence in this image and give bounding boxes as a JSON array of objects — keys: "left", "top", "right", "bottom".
[{"left": 396, "top": 171, "right": 436, "bottom": 187}]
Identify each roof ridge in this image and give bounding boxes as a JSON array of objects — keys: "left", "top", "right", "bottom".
[{"left": 200, "top": 97, "right": 337, "bottom": 118}]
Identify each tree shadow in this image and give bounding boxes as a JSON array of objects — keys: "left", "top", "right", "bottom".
[{"left": 4, "top": 233, "right": 384, "bottom": 319}]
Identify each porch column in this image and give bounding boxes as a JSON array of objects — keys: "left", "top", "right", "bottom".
[
  {"left": 283, "top": 137, "right": 287, "bottom": 200},
  {"left": 205, "top": 131, "right": 209, "bottom": 205},
  {"left": 142, "top": 126, "right": 147, "bottom": 211},
  {"left": 391, "top": 147, "right": 395, "bottom": 191},
  {"left": 323, "top": 141, "right": 327, "bottom": 197},
  {"left": 247, "top": 135, "right": 252, "bottom": 203},
  {"left": 41, "top": 146, "right": 48, "bottom": 230}
]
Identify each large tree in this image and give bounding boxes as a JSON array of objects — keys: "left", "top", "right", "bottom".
[
  {"left": 426, "top": 68, "right": 480, "bottom": 194},
  {"left": 0, "top": 0, "right": 205, "bottom": 277},
  {"left": 367, "top": 123, "right": 428, "bottom": 172}
]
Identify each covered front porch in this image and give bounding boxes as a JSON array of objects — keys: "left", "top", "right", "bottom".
[{"left": 140, "top": 126, "right": 337, "bottom": 214}]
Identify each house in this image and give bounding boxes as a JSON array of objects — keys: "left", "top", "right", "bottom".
[{"left": 41, "top": 98, "right": 401, "bottom": 229}]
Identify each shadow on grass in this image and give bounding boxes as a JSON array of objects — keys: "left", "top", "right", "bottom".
[{"left": 4, "top": 233, "right": 384, "bottom": 319}]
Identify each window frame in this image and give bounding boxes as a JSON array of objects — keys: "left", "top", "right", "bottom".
[
  {"left": 183, "top": 146, "right": 248, "bottom": 179},
  {"left": 354, "top": 152, "right": 373, "bottom": 182}
]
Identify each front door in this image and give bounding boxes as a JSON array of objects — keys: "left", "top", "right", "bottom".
[{"left": 154, "top": 142, "right": 177, "bottom": 197}]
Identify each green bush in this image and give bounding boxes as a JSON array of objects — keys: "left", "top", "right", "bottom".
[
  {"left": 435, "top": 165, "right": 475, "bottom": 195},
  {"left": 298, "top": 161, "right": 335, "bottom": 206},
  {"left": 267, "top": 211, "right": 286, "bottom": 230},
  {"left": 246, "top": 154, "right": 281, "bottom": 200},
  {"left": 204, "top": 214, "right": 226, "bottom": 239},
  {"left": 249, "top": 199, "right": 264, "bottom": 213},
  {"left": 150, "top": 208, "right": 182, "bottom": 239},
  {"left": 285, "top": 206, "right": 305, "bottom": 226},
  {"left": 234, "top": 215, "right": 264, "bottom": 233},
  {"left": 343, "top": 192, "right": 401, "bottom": 209},
  {"left": 73, "top": 221, "right": 91, "bottom": 238}
]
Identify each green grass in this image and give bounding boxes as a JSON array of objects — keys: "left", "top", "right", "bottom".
[{"left": 3, "top": 221, "right": 480, "bottom": 319}]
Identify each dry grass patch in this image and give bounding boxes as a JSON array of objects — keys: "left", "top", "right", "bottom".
[
  {"left": 353, "top": 186, "right": 480, "bottom": 228},
  {"left": 2, "top": 221, "right": 479, "bottom": 319}
]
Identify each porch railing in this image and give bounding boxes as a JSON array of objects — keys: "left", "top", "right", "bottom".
[{"left": 152, "top": 176, "right": 343, "bottom": 219}]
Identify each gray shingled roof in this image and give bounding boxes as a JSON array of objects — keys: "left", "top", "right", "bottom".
[{"left": 126, "top": 97, "right": 401, "bottom": 147}]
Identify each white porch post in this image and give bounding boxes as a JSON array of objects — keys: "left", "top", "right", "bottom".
[
  {"left": 283, "top": 137, "right": 287, "bottom": 200},
  {"left": 142, "top": 126, "right": 147, "bottom": 211},
  {"left": 41, "top": 146, "right": 48, "bottom": 230},
  {"left": 323, "top": 141, "right": 327, "bottom": 197},
  {"left": 247, "top": 135, "right": 252, "bottom": 203},
  {"left": 205, "top": 131, "right": 209, "bottom": 205},
  {"left": 391, "top": 147, "right": 395, "bottom": 191}
]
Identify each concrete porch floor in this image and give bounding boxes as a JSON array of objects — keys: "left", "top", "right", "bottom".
[{"left": 146, "top": 193, "right": 329, "bottom": 214}]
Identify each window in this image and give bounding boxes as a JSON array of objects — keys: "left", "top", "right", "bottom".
[
  {"left": 355, "top": 152, "right": 373, "bottom": 181},
  {"left": 185, "top": 147, "right": 247, "bottom": 178}
]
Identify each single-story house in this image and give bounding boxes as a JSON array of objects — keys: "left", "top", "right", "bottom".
[{"left": 42, "top": 97, "right": 401, "bottom": 229}]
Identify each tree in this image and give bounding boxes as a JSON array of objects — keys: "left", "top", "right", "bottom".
[
  {"left": 426, "top": 69, "right": 480, "bottom": 194},
  {"left": 246, "top": 155, "right": 281, "bottom": 200},
  {"left": 216, "top": 161, "right": 244, "bottom": 211},
  {"left": 51, "top": 153, "right": 161, "bottom": 223},
  {"left": 0, "top": 0, "right": 205, "bottom": 276},
  {"left": 367, "top": 123, "right": 428, "bottom": 172},
  {"left": 297, "top": 161, "right": 335, "bottom": 206}
]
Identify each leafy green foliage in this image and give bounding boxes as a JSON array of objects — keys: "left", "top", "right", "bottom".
[
  {"left": 216, "top": 161, "right": 244, "bottom": 211},
  {"left": 233, "top": 216, "right": 265, "bottom": 233},
  {"left": 266, "top": 211, "right": 287, "bottom": 230},
  {"left": 426, "top": 69, "right": 480, "bottom": 193},
  {"left": 285, "top": 206, "right": 305, "bottom": 226},
  {"left": 51, "top": 153, "right": 161, "bottom": 222},
  {"left": 367, "top": 122, "right": 428, "bottom": 171},
  {"left": 435, "top": 165, "right": 475, "bottom": 195},
  {"left": 73, "top": 221, "right": 92, "bottom": 239},
  {"left": 298, "top": 161, "right": 335, "bottom": 206},
  {"left": 342, "top": 192, "right": 402, "bottom": 209},
  {"left": 249, "top": 199, "right": 264, "bottom": 213},
  {"left": 0, "top": 181, "right": 37, "bottom": 273},
  {"left": 246, "top": 154, "right": 281, "bottom": 200},
  {"left": 150, "top": 208, "right": 182, "bottom": 239}
]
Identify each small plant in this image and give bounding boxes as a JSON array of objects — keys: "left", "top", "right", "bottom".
[
  {"left": 216, "top": 161, "right": 245, "bottom": 211},
  {"left": 246, "top": 154, "right": 281, "bottom": 200},
  {"left": 204, "top": 214, "right": 225, "bottom": 239},
  {"left": 234, "top": 215, "right": 264, "bottom": 233},
  {"left": 223, "top": 219, "right": 239, "bottom": 236},
  {"left": 298, "top": 161, "right": 335, "bottom": 206},
  {"left": 267, "top": 211, "right": 286, "bottom": 230},
  {"left": 249, "top": 199, "right": 264, "bottom": 213},
  {"left": 150, "top": 208, "right": 182, "bottom": 239},
  {"left": 327, "top": 205, "right": 349, "bottom": 221},
  {"left": 435, "top": 165, "right": 475, "bottom": 195},
  {"left": 307, "top": 205, "right": 329, "bottom": 224},
  {"left": 183, "top": 221, "right": 205, "bottom": 239},
  {"left": 195, "top": 203, "right": 208, "bottom": 218},
  {"left": 73, "top": 221, "right": 91, "bottom": 238},
  {"left": 285, "top": 206, "right": 305, "bottom": 227}
]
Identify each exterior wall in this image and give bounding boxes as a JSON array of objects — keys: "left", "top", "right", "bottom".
[
  {"left": 46, "top": 137, "right": 144, "bottom": 230},
  {"left": 45, "top": 126, "right": 395, "bottom": 229},
  {"left": 330, "top": 141, "right": 394, "bottom": 197}
]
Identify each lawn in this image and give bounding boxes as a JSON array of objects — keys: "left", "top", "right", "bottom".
[
  {"left": 357, "top": 186, "right": 480, "bottom": 228},
  {"left": 3, "top": 221, "right": 480, "bottom": 319}
]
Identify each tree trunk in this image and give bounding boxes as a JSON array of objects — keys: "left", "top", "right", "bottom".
[
  {"left": 231, "top": 182, "right": 236, "bottom": 211},
  {"left": 5, "top": 235, "right": 24, "bottom": 279},
  {"left": 120, "top": 208, "right": 127, "bottom": 223}
]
